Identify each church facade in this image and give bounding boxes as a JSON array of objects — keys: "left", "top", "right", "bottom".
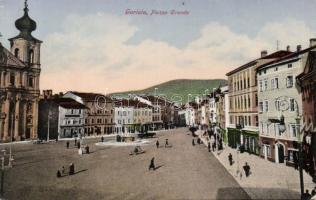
[{"left": 0, "top": 2, "right": 41, "bottom": 141}]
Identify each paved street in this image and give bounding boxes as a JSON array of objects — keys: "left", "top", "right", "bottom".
[{"left": 2, "top": 128, "right": 249, "bottom": 200}]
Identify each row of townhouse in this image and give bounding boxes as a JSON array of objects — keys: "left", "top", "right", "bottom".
[
  {"left": 37, "top": 91, "right": 180, "bottom": 139},
  {"left": 224, "top": 39, "right": 316, "bottom": 180}
]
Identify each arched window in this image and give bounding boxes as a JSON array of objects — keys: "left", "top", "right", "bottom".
[
  {"left": 29, "top": 49, "right": 34, "bottom": 64},
  {"left": 14, "top": 48, "right": 19, "bottom": 58}
]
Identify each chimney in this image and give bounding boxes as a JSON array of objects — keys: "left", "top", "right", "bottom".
[
  {"left": 286, "top": 45, "right": 290, "bottom": 51},
  {"left": 310, "top": 38, "right": 316, "bottom": 47},
  {"left": 43, "top": 90, "right": 53, "bottom": 99},
  {"left": 297, "top": 45, "right": 302, "bottom": 52},
  {"left": 261, "top": 50, "right": 268, "bottom": 58}
]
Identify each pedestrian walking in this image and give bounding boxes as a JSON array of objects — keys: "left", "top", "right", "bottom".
[
  {"left": 243, "top": 162, "right": 251, "bottom": 177},
  {"left": 57, "top": 170, "right": 61, "bottom": 178},
  {"left": 74, "top": 138, "right": 77, "bottom": 146},
  {"left": 208, "top": 142, "right": 211, "bottom": 152},
  {"left": 101, "top": 136, "right": 104, "bottom": 143},
  {"left": 228, "top": 153, "right": 233, "bottom": 166},
  {"left": 303, "top": 190, "right": 311, "bottom": 200},
  {"left": 85, "top": 145, "right": 90, "bottom": 154},
  {"left": 311, "top": 188, "right": 316, "bottom": 196},
  {"left": 149, "top": 157, "right": 155, "bottom": 170},
  {"left": 165, "top": 139, "right": 169, "bottom": 147},
  {"left": 66, "top": 141, "right": 69, "bottom": 149},
  {"left": 197, "top": 138, "right": 201, "bottom": 145},
  {"left": 69, "top": 163, "right": 75, "bottom": 175},
  {"left": 192, "top": 139, "right": 195, "bottom": 146},
  {"left": 77, "top": 141, "right": 80, "bottom": 149},
  {"left": 156, "top": 140, "right": 159, "bottom": 148}
]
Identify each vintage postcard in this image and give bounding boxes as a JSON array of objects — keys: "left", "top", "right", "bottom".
[{"left": 0, "top": 0, "right": 316, "bottom": 199}]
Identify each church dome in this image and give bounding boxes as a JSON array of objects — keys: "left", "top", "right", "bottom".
[
  {"left": 15, "top": 7, "right": 37, "bottom": 34},
  {"left": 9, "top": 1, "right": 41, "bottom": 42}
]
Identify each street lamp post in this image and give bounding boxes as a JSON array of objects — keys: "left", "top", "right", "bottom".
[{"left": 47, "top": 106, "right": 52, "bottom": 142}]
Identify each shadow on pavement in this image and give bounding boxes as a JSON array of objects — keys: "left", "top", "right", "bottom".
[
  {"left": 216, "top": 187, "right": 301, "bottom": 200},
  {"left": 154, "top": 165, "right": 164, "bottom": 170}
]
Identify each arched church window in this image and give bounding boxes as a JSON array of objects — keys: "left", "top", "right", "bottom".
[
  {"left": 29, "top": 49, "right": 34, "bottom": 64},
  {"left": 14, "top": 48, "right": 19, "bottom": 58}
]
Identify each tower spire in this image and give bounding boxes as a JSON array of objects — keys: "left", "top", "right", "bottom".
[{"left": 24, "top": 0, "right": 29, "bottom": 13}]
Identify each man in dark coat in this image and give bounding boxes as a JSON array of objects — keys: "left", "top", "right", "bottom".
[
  {"left": 69, "top": 163, "right": 75, "bottom": 175},
  {"left": 85, "top": 145, "right": 90, "bottom": 154},
  {"left": 101, "top": 136, "right": 104, "bottom": 143},
  {"left": 228, "top": 153, "right": 233, "bottom": 166},
  {"left": 149, "top": 157, "right": 155, "bottom": 170},
  {"left": 165, "top": 139, "right": 169, "bottom": 147},
  {"left": 243, "top": 162, "right": 250, "bottom": 177},
  {"left": 192, "top": 139, "right": 195, "bottom": 146},
  {"left": 74, "top": 138, "right": 77, "bottom": 146},
  {"left": 77, "top": 142, "right": 81, "bottom": 149},
  {"left": 66, "top": 141, "right": 69, "bottom": 149},
  {"left": 156, "top": 140, "right": 160, "bottom": 148}
]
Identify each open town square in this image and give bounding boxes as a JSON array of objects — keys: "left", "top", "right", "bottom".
[{"left": 2, "top": 0, "right": 316, "bottom": 199}]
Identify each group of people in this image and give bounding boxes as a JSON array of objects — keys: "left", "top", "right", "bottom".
[
  {"left": 227, "top": 153, "right": 251, "bottom": 177},
  {"left": 66, "top": 139, "right": 90, "bottom": 154},
  {"left": 303, "top": 188, "right": 316, "bottom": 200},
  {"left": 156, "top": 138, "right": 170, "bottom": 148},
  {"left": 57, "top": 163, "right": 75, "bottom": 178}
]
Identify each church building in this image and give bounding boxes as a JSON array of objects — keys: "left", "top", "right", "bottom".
[{"left": 0, "top": 1, "right": 42, "bottom": 141}]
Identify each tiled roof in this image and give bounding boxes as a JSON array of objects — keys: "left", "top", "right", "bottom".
[
  {"left": 113, "top": 98, "right": 152, "bottom": 108},
  {"left": 70, "top": 91, "right": 112, "bottom": 101},
  {"left": 54, "top": 98, "right": 88, "bottom": 109},
  {"left": 257, "top": 45, "right": 316, "bottom": 71},
  {"left": 226, "top": 50, "right": 292, "bottom": 76},
  {"left": 141, "top": 95, "right": 174, "bottom": 106}
]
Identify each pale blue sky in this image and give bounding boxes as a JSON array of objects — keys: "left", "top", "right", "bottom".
[{"left": 0, "top": 0, "right": 316, "bottom": 92}]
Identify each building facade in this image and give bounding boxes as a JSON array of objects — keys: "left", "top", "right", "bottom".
[
  {"left": 297, "top": 38, "right": 316, "bottom": 182},
  {"left": 64, "top": 92, "right": 115, "bottom": 135},
  {"left": 0, "top": 3, "right": 41, "bottom": 141},
  {"left": 297, "top": 39, "right": 316, "bottom": 180},
  {"left": 38, "top": 97, "right": 86, "bottom": 139},
  {"left": 226, "top": 50, "right": 291, "bottom": 154},
  {"left": 257, "top": 43, "right": 316, "bottom": 166}
]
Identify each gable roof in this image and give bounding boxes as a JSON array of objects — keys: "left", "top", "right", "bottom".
[
  {"left": 257, "top": 45, "right": 316, "bottom": 71},
  {"left": 226, "top": 50, "right": 291, "bottom": 76},
  {"left": 69, "top": 91, "right": 112, "bottom": 102},
  {"left": 0, "top": 43, "right": 26, "bottom": 68},
  {"left": 54, "top": 98, "right": 88, "bottom": 109}
]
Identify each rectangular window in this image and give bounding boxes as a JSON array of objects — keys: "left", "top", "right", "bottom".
[
  {"left": 259, "top": 102, "right": 263, "bottom": 112},
  {"left": 288, "top": 63, "right": 292, "bottom": 68},
  {"left": 259, "top": 80, "right": 263, "bottom": 92},
  {"left": 264, "top": 100, "right": 269, "bottom": 112},
  {"left": 286, "top": 76, "right": 294, "bottom": 88},
  {"left": 248, "top": 116, "right": 251, "bottom": 126},
  {"left": 289, "top": 98, "right": 295, "bottom": 111},
  {"left": 264, "top": 79, "right": 268, "bottom": 90},
  {"left": 275, "top": 100, "right": 280, "bottom": 111},
  {"left": 271, "top": 79, "right": 275, "bottom": 89},
  {"left": 289, "top": 124, "right": 297, "bottom": 138},
  {"left": 10, "top": 74, "right": 15, "bottom": 86},
  {"left": 28, "top": 77, "right": 33, "bottom": 87}
]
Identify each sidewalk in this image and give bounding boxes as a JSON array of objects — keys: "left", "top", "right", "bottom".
[{"left": 197, "top": 130, "right": 315, "bottom": 199}]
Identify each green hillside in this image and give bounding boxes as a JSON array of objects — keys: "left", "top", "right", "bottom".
[{"left": 111, "top": 79, "right": 227, "bottom": 104}]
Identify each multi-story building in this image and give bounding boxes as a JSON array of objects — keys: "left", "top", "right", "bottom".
[
  {"left": 257, "top": 43, "right": 316, "bottom": 165},
  {"left": 226, "top": 50, "right": 291, "bottom": 154},
  {"left": 113, "top": 99, "right": 134, "bottom": 134},
  {"left": 297, "top": 39, "right": 316, "bottom": 180},
  {"left": 200, "top": 99, "right": 210, "bottom": 130},
  {"left": 132, "top": 100, "right": 153, "bottom": 132},
  {"left": 38, "top": 97, "right": 86, "bottom": 139},
  {"left": 134, "top": 96, "right": 163, "bottom": 130},
  {"left": 0, "top": 2, "right": 41, "bottom": 141},
  {"left": 64, "top": 92, "right": 115, "bottom": 135},
  {"left": 216, "top": 85, "right": 229, "bottom": 142}
]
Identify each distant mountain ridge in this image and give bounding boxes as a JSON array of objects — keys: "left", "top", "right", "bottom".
[{"left": 111, "top": 79, "right": 227, "bottom": 104}]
